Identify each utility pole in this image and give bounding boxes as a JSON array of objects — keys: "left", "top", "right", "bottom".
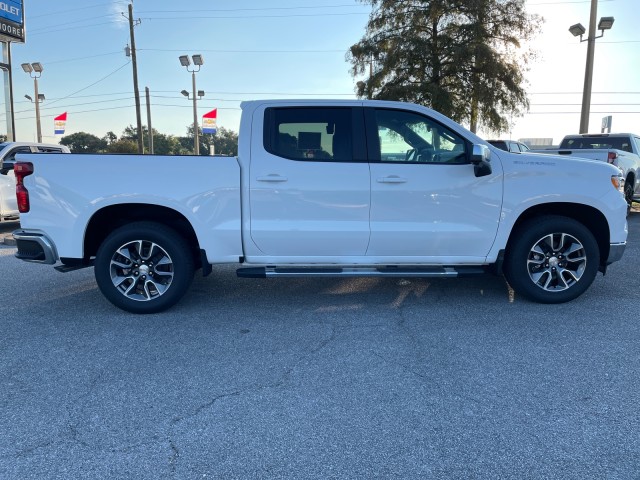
[
  {"left": 127, "top": 2, "right": 144, "bottom": 153},
  {"left": 579, "top": 0, "right": 598, "bottom": 134},
  {"left": 191, "top": 70, "right": 198, "bottom": 155},
  {"left": 145, "top": 86, "right": 153, "bottom": 154}
]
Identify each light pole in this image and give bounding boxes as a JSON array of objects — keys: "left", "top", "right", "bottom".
[
  {"left": 179, "top": 54, "right": 204, "bottom": 155},
  {"left": 569, "top": 0, "right": 614, "bottom": 134},
  {"left": 21, "top": 62, "right": 44, "bottom": 142}
]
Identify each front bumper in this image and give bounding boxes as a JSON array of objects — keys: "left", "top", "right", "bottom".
[
  {"left": 13, "top": 229, "right": 58, "bottom": 264},
  {"left": 607, "top": 242, "right": 626, "bottom": 265}
]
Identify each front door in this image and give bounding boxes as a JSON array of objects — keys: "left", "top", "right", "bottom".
[{"left": 366, "top": 108, "right": 503, "bottom": 259}]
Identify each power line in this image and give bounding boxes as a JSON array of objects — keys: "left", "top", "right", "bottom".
[
  {"left": 29, "top": 21, "right": 124, "bottom": 36},
  {"left": 528, "top": 0, "right": 614, "bottom": 4},
  {"left": 46, "top": 52, "right": 124, "bottom": 66},
  {"left": 530, "top": 92, "right": 640, "bottom": 95},
  {"left": 29, "top": 1, "right": 128, "bottom": 19},
  {"left": 11, "top": 104, "right": 241, "bottom": 121},
  {"left": 151, "top": 90, "right": 355, "bottom": 96},
  {"left": 138, "top": 48, "right": 346, "bottom": 54},
  {"left": 531, "top": 103, "right": 640, "bottom": 106},
  {"left": 45, "top": 62, "right": 131, "bottom": 108},
  {"left": 136, "top": 4, "right": 362, "bottom": 14},
  {"left": 524, "top": 111, "right": 640, "bottom": 114},
  {"left": 28, "top": 14, "right": 122, "bottom": 33}
]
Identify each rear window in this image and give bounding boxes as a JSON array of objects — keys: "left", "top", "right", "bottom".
[
  {"left": 264, "top": 107, "right": 353, "bottom": 162},
  {"left": 560, "top": 136, "right": 633, "bottom": 152}
]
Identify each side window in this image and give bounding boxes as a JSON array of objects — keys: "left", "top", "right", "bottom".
[
  {"left": 36, "top": 147, "right": 62, "bottom": 153},
  {"left": 634, "top": 137, "right": 640, "bottom": 154},
  {"left": 264, "top": 107, "right": 352, "bottom": 162},
  {"left": 518, "top": 142, "right": 530, "bottom": 152},
  {"left": 374, "top": 109, "right": 467, "bottom": 164},
  {"left": 4, "top": 147, "right": 31, "bottom": 164}
]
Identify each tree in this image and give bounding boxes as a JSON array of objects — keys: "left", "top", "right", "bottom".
[
  {"left": 106, "top": 139, "right": 138, "bottom": 153},
  {"left": 348, "top": 0, "right": 541, "bottom": 134},
  {"left": 60, "top": 132, "right": 107, "bottom": 153},
  {"left": 210, "top": 127, "right": 239, "bottom": 156},
  {"left": 103, "top": 131, "right": 117, "bottom": 145},
  {"left": 121, "top": 125, "right": 190, "bottom": 155},
  {"left": 179, "top": 124, "right": 239, "bottom": 156}
]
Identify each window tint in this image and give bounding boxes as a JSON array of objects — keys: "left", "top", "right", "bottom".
[
  {"left": 374, "top": 109, "right": 467, "bottom": 164},
  {"left": 561, "top": 136, "right": 633, "bottom": 151},
  {"left": 5, "top": 147, "right": 31, "bottom": 163},
  {"left": 265, "top": 108, "right": 352, "bottom": 161},
  {"left": 36, "top": 147, "right": 63, "bottom": 153}
]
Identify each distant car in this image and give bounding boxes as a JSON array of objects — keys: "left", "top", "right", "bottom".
[{"left": 487, "top": 140, "right": 530, "bottom": 153}]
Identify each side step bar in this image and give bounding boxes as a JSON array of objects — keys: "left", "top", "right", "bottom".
[{"left": 237, "top": 266, "right": 487, "bottom": 279}]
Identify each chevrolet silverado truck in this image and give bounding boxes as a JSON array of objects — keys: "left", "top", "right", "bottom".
[
  {"left": 11, "top": 100, "right": 628, "bottom": 313},
  {"left": 0, "top": 142, "right": 70, "bottom": 221},
  {"left": 530, "top": 133, "right": 640, "bottom": 207}
]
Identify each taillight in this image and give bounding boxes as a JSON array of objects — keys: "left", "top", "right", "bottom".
[
  {"left": 607, "top": 151, "right": 617, "bottom": 164},
  {"left": 14, "top": 162, "right": 33, "bottom": 213}
]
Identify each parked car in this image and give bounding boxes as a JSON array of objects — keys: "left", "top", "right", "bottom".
[
  {"left": 487, "top": 139, "right": 530, "bottom": 153},
  {"left": 0, "top": 142, "right": 70, "bottom": 221}
]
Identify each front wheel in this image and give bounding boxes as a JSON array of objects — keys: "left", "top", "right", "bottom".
[
  {"left": 504, "top": 216, "right": 600, "bottom": 304},
  {"left": 94, "top": 222, "right": 195, "bottom": 313},
  {"left": 624, "top": 179, "right": 634, "bottom": 213}
]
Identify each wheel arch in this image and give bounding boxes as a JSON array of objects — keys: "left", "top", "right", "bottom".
[
  {"left": 507, "top": 203, "right": 610, "bottom": 267},
  {"left": 84, "top": 204, "right": 202, "bottom": 265}
]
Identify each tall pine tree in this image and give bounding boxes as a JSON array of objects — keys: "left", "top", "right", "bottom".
[{"left": 348, "top": 0, "right": 541, "bottom": 133}]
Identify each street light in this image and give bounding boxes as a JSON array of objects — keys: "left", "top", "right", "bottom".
[
  {"left": 570, "top": 0, "right": 615, "bottom": 133},
  {"left": 22, "top": 62, "right": 44, "bottom": 142},
  {"left": 179, "top": 54, "right": 204, "bottom": 155}
]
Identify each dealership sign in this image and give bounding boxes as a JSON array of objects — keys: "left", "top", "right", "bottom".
[{"left": 0, "top": 0, "right": 24, "bottom": 43}]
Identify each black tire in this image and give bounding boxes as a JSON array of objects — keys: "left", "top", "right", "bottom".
[
  {"left": 624, "top": 179, "right": 634, "bottom": 213},
  {"left": 94, "top": 222, "right": 195, "bottom": 314},
  {"left": 504, "top": 215, "right": 600, "bottom": 304}
]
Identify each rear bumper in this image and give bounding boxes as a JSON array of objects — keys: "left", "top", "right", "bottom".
[
  {"left": 12, "top": 229, "right": 58, "bottom": 264},
  {"left": 607, "top": 242, "right": 626, "bottom": 265}
]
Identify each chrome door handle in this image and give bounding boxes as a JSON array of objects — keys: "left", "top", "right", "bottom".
[
  {"left": 256, "top": 175, "right": 288, "bottom": 182},
  {"left": 377, "top": 176, "right": 408, "bottom": 184}
]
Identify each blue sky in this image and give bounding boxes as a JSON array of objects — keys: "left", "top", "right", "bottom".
[{"left": 2, "top": 0, "right": 639, "bottom": 145}]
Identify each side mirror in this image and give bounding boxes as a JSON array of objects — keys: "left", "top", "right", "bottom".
[
  {"left": 471, "top": 144, "right": 492, "bottom": 177},
  {"left": 0, "top": 161, "right": 14, "bottom": 175}
]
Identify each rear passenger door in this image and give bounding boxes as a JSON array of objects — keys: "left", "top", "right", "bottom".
[{"left": 249, "top": 106, "right": 371, "bottom": 257}]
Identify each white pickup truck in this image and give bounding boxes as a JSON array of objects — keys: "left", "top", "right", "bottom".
[
  {"left": 530, "top": 133, "right": 640, "bottom": 207},
  {"left": 0, "top": 142, "right": 70, "bottom": 221},
  {"left": 11, "top": 100, "right": 628, "bottom": 313}
]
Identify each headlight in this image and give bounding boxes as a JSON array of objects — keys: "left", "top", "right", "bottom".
[{"left": 611, "top": 174, "right": 624, "bottom": 193}]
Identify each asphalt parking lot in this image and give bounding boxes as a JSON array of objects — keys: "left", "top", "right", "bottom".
[{"left": 0, "top": 212, "right": 639, "bottom": 479}]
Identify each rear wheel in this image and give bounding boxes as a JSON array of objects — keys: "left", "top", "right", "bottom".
[
  {"left": 94, "top": 222, "right": 195, "bottom": 313},
  {"left": 504, "top": 216, "right": 599, "bottom": 304}
]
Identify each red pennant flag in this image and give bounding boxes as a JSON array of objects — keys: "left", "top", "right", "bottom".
[{"left": 54, "top": 112, "right": 67, "bottom": 135}]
